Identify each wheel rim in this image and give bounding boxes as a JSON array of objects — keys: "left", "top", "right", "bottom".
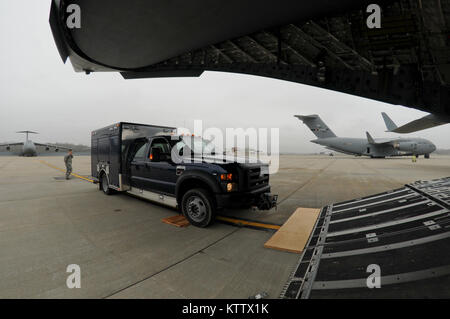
[
  {"left": 186, "top": 195, "right": 207, "bottom": 223},
  {"left": 102, "top": 175, "right": 108, "bottom": 192}
]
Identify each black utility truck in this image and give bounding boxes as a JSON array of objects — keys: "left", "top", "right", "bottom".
[{"left": 91, "top": 122, "right": 277, "bottom": 227}]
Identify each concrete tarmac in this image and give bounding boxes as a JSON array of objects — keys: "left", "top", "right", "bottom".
[
  {"left": 224, "top": 154, "right": 450, "bottom": 224},
  {"left": 0, "top": 154, "right": 449, "bottom": 298}
]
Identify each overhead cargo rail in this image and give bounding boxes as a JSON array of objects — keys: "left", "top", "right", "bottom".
[{"left": 50, "top": 0, "right": 450, "bottom": 117}]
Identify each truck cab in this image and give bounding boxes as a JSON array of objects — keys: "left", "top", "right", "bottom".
[{"left": 92, "top": 123, "right": 277, "bottom": 227}]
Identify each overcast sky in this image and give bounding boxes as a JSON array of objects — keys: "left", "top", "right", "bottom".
[{"left": 1, "top": 1, "right": 450, "bottom": 153}]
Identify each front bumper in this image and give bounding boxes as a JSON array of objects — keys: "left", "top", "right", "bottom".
[{"left": 215, "top": 186, "right": 278, "bottom": 210}]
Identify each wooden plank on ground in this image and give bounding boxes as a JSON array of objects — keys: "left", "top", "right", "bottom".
[
  {"left": 264, "top": 207, "right": 320, "bottom": 254},
  {"left": 162, "top": 215, "right": 190, "bottom": 227}
]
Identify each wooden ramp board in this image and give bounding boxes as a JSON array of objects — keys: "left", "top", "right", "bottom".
[
  {"left": 162, "top": 215, "right": 190, "bottom": 227},
  {"left": 264, "top": 208, "right": 321, "bottom": 254}
]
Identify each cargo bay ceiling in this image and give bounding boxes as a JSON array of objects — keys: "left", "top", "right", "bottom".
[{"left": 50, "top": 0, "right": 450, "bottom": 116}]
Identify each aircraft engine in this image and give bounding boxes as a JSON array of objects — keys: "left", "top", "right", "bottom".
[{"left": 395, "top": 142, "right": 416, "bottom": 152}]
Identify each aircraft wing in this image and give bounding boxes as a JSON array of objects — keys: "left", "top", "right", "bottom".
[
  {"left": 366, "top": 132, "right": 399, "bottom": 145},
  {"left": 34, "top": 143, "right": 71, "bottom": 153},
  {"left": 389, "top": 114, "right": 448, "bottom": 133},
  {"left": 0, "top": 142, "right": 24, "bottom": 153},
  {"left": 382, "top": 113, "right": 449, "bottom": 134}
]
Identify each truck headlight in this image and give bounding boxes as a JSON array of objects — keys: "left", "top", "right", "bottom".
[{"left": 226, "top": 183, "right": 237, "bottom": 192}]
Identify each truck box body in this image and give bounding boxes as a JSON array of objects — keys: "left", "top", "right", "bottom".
[{"left": 91, "top": 122, "right": 176, "bottom": 190}]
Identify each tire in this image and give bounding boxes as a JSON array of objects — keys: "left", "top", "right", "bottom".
[
  {"left": 100, "top": 173, "right": 112, "bottom": 195},
  {"left": 425, "top": 154, "right": 430, "bottom": 159},
  {"left": 181, "top": 188, "right": 215, "bottom": 227}
]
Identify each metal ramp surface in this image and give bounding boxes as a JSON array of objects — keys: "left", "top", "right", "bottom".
[{"left": 281, "top": 177, "right": 450, "bottom": 299}]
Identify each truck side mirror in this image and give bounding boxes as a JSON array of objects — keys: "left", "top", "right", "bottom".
[{"left": 149, "top": 147, "right": 161, "bottom": 162}]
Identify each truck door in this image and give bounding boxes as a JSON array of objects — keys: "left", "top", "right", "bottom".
[
  {"left": 146, "top": 137, "right": 178, "bottom": 195},
  {"left": 129, "top": 140, "right": 151, "bottom": 189}
]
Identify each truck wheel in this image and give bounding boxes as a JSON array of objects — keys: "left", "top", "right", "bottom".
[
  {"left": 100, "top": 173, "right": 112, "bottom": 195},
  {"left": 181, "top": 188, "right": 215, "bottom": 227}
]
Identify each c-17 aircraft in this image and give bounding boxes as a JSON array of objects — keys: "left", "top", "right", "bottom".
[
  {"left": 295, "top": 115, "right": 436, "bottom": 158},
  {"left": 0, "top": 131, "right": 70, "bottom": 157}
]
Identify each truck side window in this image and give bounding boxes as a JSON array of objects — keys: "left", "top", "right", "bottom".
[
  {"left": 133, "top": 143, "right": 148, "bottom": 160},
  {"left": 150, "top": 138, "right": 171, "bottom": 160}
]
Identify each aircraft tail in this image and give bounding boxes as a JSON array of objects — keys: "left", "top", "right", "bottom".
[
  {"left": 294, "top": 115, "right": 337, "bottom": 138},
  {"left": 17, "top": 131, "right": 38, "bottom": 142},
  {"left": 366, "top": 132, "right": 375, "bottom": 144},
  {"left": 381, "top": 112, "right": 398, "bottom": 132}
]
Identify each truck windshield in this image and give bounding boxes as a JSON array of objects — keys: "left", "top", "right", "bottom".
[{"left": 175, "top": 136, "right": 215, "bottom": 156}]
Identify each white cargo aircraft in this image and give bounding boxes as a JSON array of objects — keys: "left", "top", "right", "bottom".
[
  {"left": 295, "top": 115, "right": 436, "bottom": 158},
  {"left": 0, "top": 131, "right": 70, "bottom": 157}
]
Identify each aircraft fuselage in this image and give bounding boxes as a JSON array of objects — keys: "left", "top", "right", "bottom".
[
  {"left": 312, "top": 137, "right": 436, "bottom": 158},
  {"left": 21, "top": 140, "right": 37, "bottom": 157}
]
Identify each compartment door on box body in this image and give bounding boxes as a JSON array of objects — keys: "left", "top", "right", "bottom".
[
  {"left": 108, "top": 135, "right": 121, "bottom": 187},
  {"left": 98, "top": 137, "right": 110, "bottom": 164},
  {"left": 91, "top": 138, "right": 98, "bottom": 178}
]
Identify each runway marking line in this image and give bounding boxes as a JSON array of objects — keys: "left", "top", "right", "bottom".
[
  {"left": 162, "top": 215, "right": 281, "bottom": 230},
  {"left": 216, "top": 216, "right": 281, "bottom": 230},
  {"left": 39, "top": 160, "right": 281, "bottom": 231},
  {"left": 39, "top": 160, "right": 94, "bottom": 183}
]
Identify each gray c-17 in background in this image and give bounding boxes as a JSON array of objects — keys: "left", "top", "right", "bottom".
[
  {"left": 0, "top": 131, "right": 70, "bottom": 157},
  {"left": 295, "top": 115, "right": 436, "bottom": 158},
  {"left": 381, "top": 112, "right": 450, "bottom": 134}
]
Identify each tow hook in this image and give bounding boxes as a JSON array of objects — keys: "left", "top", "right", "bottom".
[{"left": 257, "top": 193, "right": 278, "bottom": 210}]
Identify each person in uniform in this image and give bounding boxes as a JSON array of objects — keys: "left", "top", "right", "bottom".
[{"left": 64, "top": 149, "right": 73, "bottom": 180}]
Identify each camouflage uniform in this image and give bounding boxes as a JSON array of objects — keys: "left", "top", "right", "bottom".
[{"left": 64, "top": 154, "right": 73, "bottom": 179}]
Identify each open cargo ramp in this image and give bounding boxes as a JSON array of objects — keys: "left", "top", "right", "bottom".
[{"left": 281, "top": 177, "right": 450, "bottom": 299}]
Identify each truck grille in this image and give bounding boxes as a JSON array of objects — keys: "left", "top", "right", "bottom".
[{"left": 245, "top": 167, "right": 269, "bottom": 190}]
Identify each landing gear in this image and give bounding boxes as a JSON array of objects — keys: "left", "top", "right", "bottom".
[{"left": 425, "top": 154, "right": 430, "bottom": 159}]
